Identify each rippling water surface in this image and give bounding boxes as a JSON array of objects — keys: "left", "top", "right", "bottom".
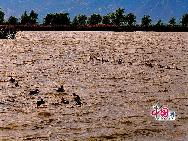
[{"left": 0, "top": 31, "right": 188, "bottom": 141}]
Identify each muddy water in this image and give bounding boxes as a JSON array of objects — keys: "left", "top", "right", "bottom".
[{"left": 0, "top": 31, "right": 188, "bottom": 141}]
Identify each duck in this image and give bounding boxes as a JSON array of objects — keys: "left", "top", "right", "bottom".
[
  {"left": 117, "top": 59, "right": 123, "bottom": 64},
  {"left": 61, "top": 97, "right": 69, "bottom": 104},
  {"left": 29, "top": 89, "right": 39, "bottom": 95},
  {"left": 56, "top": 85, "right": 65, "bottom": 92},
  {"left": 15, "top": 81, "right": 19, "bottom": 87},
  {"left": 9, "top": 77, "right": 16, "bottom": 83},
  {"left": 37, "top": 98, "right": 45, "bottom": 107},
  {"left": 102, "top": 58, "right": 109, "bottom": 63},
  {"left": 73, "top": 93, "right": 82, "bottom": 105},
  {"left": 145, "top": 63, "right": 153, "bottom": 68}
]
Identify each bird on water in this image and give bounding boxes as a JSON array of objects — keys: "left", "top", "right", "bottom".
[
  {"left": 9, "top": 77, "right": 19, "bottom": 87},
  {"left": 29, "top": 89, "right": 39, "bottom": 95},
  {"left": 118, "top": 59, "right": 123, "bottom": 64},
  {"left": 61, "top": 97, "right": 69, "bottom": 104},
  {"left": 37, "top": 98, "right": 45, "bottom": 107},
  {"left": 56, "top": 85, "right": 65, "bottom": 92},
  {"left": 73, "top": 93, "right": 82, "bottom": 106},
  {"left": 15, "top": 81, "right": 19, "bottom": 87},
  {"left": 9, "top": 77, "right": 16, "bottom": 83}
]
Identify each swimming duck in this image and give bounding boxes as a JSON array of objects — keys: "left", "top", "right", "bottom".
[
  {"left": 29, "top": 89, "right": 39, "bottom": 95},
  {"left": 56, "top": 85, "right": 65, "bottom": 92},
  {"left": 73, "top": 93, "right": 82, "bottom": 105},
  {"left": 37, "top": 98, "right": 45, "bottom": 107}
]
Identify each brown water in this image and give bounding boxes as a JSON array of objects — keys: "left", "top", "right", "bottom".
[{"left": 0, "top": 31, "right": 188, "bottom": 141}]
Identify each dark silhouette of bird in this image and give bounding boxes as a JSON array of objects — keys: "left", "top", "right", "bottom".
[
  {"left": 15, "top": 81, "right": 19, "bottom": 87},
  {"left": 9, "top": 77, "right": 19, "bottom": 87},
  {"left": 158, "top": 64, "right": 164, "bottom": 68},
  {"left": 37, "top": 98, "right": 45, "bottom": 107},
  {"left": 118, "top": 59, "right": 123, "bottom": 64},
  {"left": 102, "top": 58, "right": 109, "bottom": 63},
  {"left": 175, "top": 66, "right": 181, "bottom": 71},
  {"left": 9, "top": 77, "right": 16, "bottom": 83},
  {"left": 73, "top": 93, "right": 82, "bottom": 105},
  {"left": 56, "top": 85, "right": 65, "bottom": 92},
  {"left": 61, "top": 97, "right": 69, "bottom": 104},
  {"left": 29, "top": 89, "right": 39, "bottom": 95},
  {"left": 166, "top": 66, "right": 171, "bottom": 69},
  {"left": 128, "top": 62, "right": 132, "bottom": 65},
  {"left": 145, "top": 63, "right": 153, "bottom": 68}
]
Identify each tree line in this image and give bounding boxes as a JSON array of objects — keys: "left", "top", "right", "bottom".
[{"left": 0, "top": 8, "right": 188, "bottom": 30}]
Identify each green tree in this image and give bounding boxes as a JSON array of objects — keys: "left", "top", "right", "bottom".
[
  {"left": 20, "top": 11, "right": 30, "bottom": 24},
  {"left": 78, "top": 14, "right": 87, "bottom": 25},
  {"left": 102, "top": 15, "right": 111, "bottom": 24},
  {"left": 72, "top": 16, "right": 78, "bottom": 25},
  {"left": 55, "top": 13, "right": 70, "bottom": 25},
  {"left": 181, "top": 13, "right": 188, "bottom": 27},
  {"left": 29, "top": 10, "right": 38, "bottom": 24},
  {"left": 44, "top": 13, "right": 70, "bottom": 25},
  {"left": 125, "top": 13, "right": 136, "bottom": 26},
  {"left": 168, "top": 17, "right": 176, "bottom": 27},
  {"left": 72, "top": 14, "right": 87, "bottom": 25},
  {"left": 141, "top": 15, "right": 152, "bottom": 27},
  {"left": 43, "top": 13, "right": 53, "bottom": 25},
  {"left": 88, "top": 13, "right": 102, "bottom": 25},
  {"left": 109, "top": 12, "right": 116, "bottom": 25},
  {"left": 0, "top": 8, "right": 5, "bottom": 24},
  {"left": 8, "top": 16, "right": 18, "bottom": 25},
  {"left": 156, "top": 19, "right": 164, "bottom": 27},
  {"left": 111, "top": 8, "right": 126, "bottom": 26}
]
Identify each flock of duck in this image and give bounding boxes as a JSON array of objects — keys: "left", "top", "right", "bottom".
[
  {"left": 9, "top": 77, "right": 82, "bottom": 108},
  {"left": 6, "top": 58, "right": 125, "bottom": 109}
]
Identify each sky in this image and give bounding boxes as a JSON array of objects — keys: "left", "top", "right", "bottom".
[{"left": 0, "top": 0, "right": 187, "bottom": 23}]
